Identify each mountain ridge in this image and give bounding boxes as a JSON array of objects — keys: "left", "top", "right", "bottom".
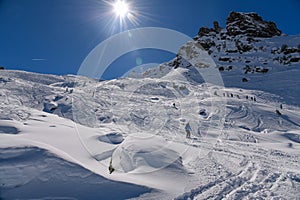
[{"left": 128, "top": 12, "right": 300, "bottom": 105}]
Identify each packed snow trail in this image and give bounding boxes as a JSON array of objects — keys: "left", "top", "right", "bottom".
[{"left": 0, "top": 70, "right": 300, "bottom": 199}]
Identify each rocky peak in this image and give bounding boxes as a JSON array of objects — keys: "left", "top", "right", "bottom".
[
  {"left": 213, "top": 21, "right": 222, "bottom": 32},
  {"left": 226, "top": 12, "right": 282, "bottom": 38},
  {"left": 198, "top": 21, "right": 222, "bottom": 37},
  {"left": 137, "top": 12, "right": 300, "bottom": 82},
  {"left": 197, "top": 12, "right": 282, "bottom": 38}
]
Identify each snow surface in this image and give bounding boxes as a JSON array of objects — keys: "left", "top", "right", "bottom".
[
  {"left": 1, "top": 66, "right": 300, "bottom": 199},
  {"left": 1, "top": 24, "right": 300, "bottom": 199}
]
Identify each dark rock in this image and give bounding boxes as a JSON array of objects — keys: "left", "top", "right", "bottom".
[
  {"left": 0, "top": 66, "right": 4, "bottom": 70},
  {"left": 244, "top": 65, "right": 251, "bottom": 74},
  {"left": 260, "top": 68, "right": 269, "bottom": 73},
  {"left": 213, "top": 21, "right": 222, "bottom": 32},
  {"left": 199, "top": 40, "right": 216, "bottom": 50},
  {"left": 282, "top": 47, "right": 298, "bottom": 55},
  {"left": 237, "top": 44, "right": 253, "bottom": 52},
  {"left": 173, "top": 57, "right": 181, "bottom": 69},
  {"left": 242, "top": 78, "right": 248, "bottom": 82},
  {"left": 226, "top": 12, "right": 282, "bottom": 38},
  {"left": 281, "top": 44, "right": 288, "bottom": 52},
  {"left": 198, "top": 21, "right": 223, "bottom": 37},
  {"left": 246, "top": 37, "right": 259, "bottom": 43},
  {"left": 198, "top": 27, "right": 213, "bottom": 37},
  {"left": 290, "top": 57, "right": 300, "bottom": 63},
  {"left": 226, "top": 49, "right": 239, "bottom": 53},
  {"left": 219, "top": 57, "right": 231, "bottom": 62}
]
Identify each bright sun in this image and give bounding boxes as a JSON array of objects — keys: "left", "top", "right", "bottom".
[{"left": 113, "top": 0, "right": 129, "bottom": 18}]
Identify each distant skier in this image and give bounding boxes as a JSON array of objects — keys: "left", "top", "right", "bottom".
[
  {"left": 109, "top": 158, "right": 115, "bottom": 174},
  {"left": 172, "top": 103, "right": 178, "bottom": 110},
  {"left": 276, "top": 109, "right": 282, "bottom": 116},
  {"left": 185, "top": 122, "right": 192, "bottom": 138}
]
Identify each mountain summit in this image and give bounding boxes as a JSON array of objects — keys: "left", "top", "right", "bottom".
[
  {"left": 226, "top": 12, "right": 282, "bottom": 37},
  {"left": 198, "top": 12, "right": 282, "bottom": 38},
  {"left": 131, "top": 12, "right": 300, "bottom": 105}
]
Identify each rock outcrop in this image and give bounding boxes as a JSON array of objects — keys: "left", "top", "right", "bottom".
[
  {"left": 197, "top": 12, "right": 282, "bottom": 38},
  {"left": 226, "top": 12, "right": 282, "bottom": 38}
]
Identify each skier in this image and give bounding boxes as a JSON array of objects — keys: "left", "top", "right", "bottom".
[
  {"left": 185, "top": 122, "right": 192, "bottom": 138},
  {"left": 109, "top": 158, "right": 115, "bottom": 174},
  {"left": 172, "top": 103, "right": 178, "bottom": 109}
]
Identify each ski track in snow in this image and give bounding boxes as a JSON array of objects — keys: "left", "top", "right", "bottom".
[{"left": 0, "top": 63, "right": 300, "bottom": 200}]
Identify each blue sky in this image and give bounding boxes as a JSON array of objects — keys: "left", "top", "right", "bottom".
[{"left": 1, "top": 0, "right": 300, "bottom": 79}]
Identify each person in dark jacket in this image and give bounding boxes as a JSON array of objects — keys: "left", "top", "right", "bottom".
[{"left": 185, "top": 122, "right": 192, "bottom": 138}]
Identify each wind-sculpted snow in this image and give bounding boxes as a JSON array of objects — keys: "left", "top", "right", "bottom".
[
  {"left": 0, "top": 147, "right": 151, "bottom": 199},
  {"left": 112, "top": 133, "right": 184, "bottom": 173},
  {"left": 0, "top": 70, "right": 300, "bottom": 199}
]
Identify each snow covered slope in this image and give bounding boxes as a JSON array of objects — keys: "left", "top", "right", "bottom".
[
  {"left": 1, "top": 12, "right": 300, "bottom": 199},
  {"left": 1, "top": 68, "right": 300, "bottom": 199},
  {"left": 129, "top": 12, "right": 300, "bottom": 106}
]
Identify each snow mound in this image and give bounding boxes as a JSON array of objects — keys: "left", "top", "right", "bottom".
[
  {"left": 0, "top": 121, "right": 20, "bottom": 134},
  {"left": 112, "top": 133, "right": 183, "bottom": 173},
  {"left": 0, "top": 125, "right": 19, "bottom": 135},
  {"left": 0, "top": 147, "right": 151, "bottom": 199},
  {"left": 98, "top": 132, "right": 124, "bottom": 144}
]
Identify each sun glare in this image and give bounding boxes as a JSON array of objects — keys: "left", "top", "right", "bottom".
[
  {"left": 104, "top": 0, "right": 141, "bottom": 32},
  {"left": 113, "top": 0, "right": 129, "bottom": 18}
]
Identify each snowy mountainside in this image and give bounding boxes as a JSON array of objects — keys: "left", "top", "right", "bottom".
[
  {"left": 1, "top": 68, "right": 300, "bottom": 199},
  {"left": 129, "top": 12, "right": 300, "bottom": 106},
  {"left": 1, "top": 12, "right": 300, "bottom": 199}
]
